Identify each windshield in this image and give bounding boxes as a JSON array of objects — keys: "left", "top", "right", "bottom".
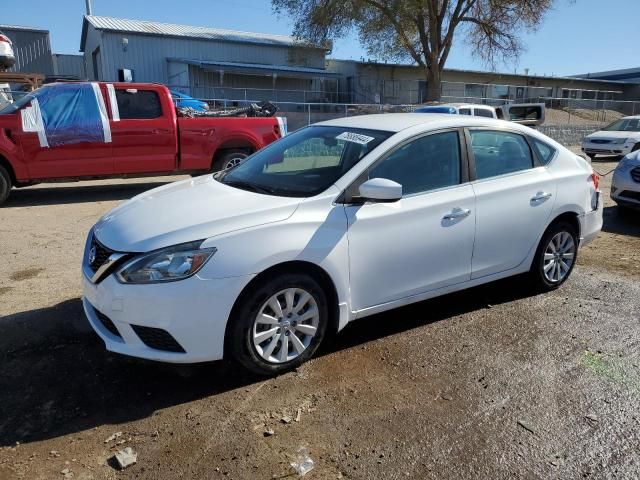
[
  {"left": 602, "top": 118, "right": 640, "bottom": 132},
  {"left": 0, "top": 90, "right": 37, "bottom": 115},
  {"left": 217, "top": 125, "right": 392, "bottom": 197}
]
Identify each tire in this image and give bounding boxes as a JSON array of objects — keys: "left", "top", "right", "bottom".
[
  {"left": 214, "top": 149, "right": 249, "bottom": 171},
  {"left": 529, "top": 221, "right": 579, "bottom": 292},
  {"left": 228, "top": 273, "right": 329, "bottom": 375},
  {"left": 586, "top": 153, "right": 596, "bottom": 161},
  {"left": 631, "top": 143, "right": 640, "bottom": 153},
  {"left": 0, "top": 165, "right": 12, "bottom": 205}
]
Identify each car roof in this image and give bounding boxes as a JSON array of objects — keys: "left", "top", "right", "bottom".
[
  {"left": 621, "top": 115, "right": 640, "bottom": 120},
  {"left": 316, "top": 113, "right": 514, "bottom": 133}
]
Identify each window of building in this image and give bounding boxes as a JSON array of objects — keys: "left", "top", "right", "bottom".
[
  {"left": 370, "top": 131, "right": 461, "bottom": 196},
  {"left": 115, "top": 89, "right": 163, "bottom": 119},
  {"left": 470, "top": 130, "right": 533, "bottom": 179}
]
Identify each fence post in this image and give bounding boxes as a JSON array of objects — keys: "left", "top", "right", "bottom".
[
  {"left": 308, "top": 103, "right": 311, "bottom": 125},
  {"left": 345, "top": 104, "right": 348, "bottom": 118}
]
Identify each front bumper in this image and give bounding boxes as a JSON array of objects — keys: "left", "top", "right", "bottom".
[
  {"left": 82, "top": 271, "right": 254, "bottom": 363},
  {"left": 582, "top": 143, "right": 635, "bottom": 156},
  {"left": 611, "top": 169, "right": 640, "bottom": 208}
]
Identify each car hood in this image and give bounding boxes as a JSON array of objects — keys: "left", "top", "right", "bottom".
[
  {"left": 93, "top": 175, "right": 301, "bottom": 252},
  {"left": 586, "top": 131, "right": 640, "bottom": 140}
]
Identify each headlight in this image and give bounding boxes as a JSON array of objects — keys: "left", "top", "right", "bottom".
[
  {"left": 616, "top": 157, "right": 637, "bottom": 172},
  {"left": 116, "top": 240, "right": 216, "bottom": 284}
]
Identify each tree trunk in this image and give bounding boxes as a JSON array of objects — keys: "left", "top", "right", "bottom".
[{"left": 425, "top": 65, "right": 442, "bottom": 102}]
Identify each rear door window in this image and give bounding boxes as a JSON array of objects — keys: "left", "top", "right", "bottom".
[
  {"left": 470, "top": 130, "right": 534, "bottom": 179},
  {"left": 459, "top": 108, "right": 471, "bottom": 115},
  {"left": 115, "top": 89, "right": 163, "bottom": 119},
  {"left": 530, "top": 138, "right": 556, "bottom": 165}
]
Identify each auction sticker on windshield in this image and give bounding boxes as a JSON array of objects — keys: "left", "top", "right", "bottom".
[{"left": 336, "top": 132, "right": 375, "bottom": 145}]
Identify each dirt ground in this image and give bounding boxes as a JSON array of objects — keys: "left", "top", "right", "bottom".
[{"left": 0, "top": 154, "right": 639, "bottom": 480}]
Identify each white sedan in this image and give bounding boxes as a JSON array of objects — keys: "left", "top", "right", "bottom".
[
  {"left": 82, "top": 114, "right": 602, "bottom": 374},
  {"left": 582, "top": 116, "right": 640, "bottom": 160},
  {"left": 611, "top": 150, "right": 640, "bottom": 209}
]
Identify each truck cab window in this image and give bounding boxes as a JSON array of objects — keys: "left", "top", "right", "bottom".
[{"left": 115, "top": 89, "right": 162, "bottom": 119}]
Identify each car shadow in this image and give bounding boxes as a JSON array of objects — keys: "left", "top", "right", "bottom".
[
  {"left": 0, "top": 275, "right": 537, "bottom": 447},
  {"left": 4, "top": 181, "right": 176, "bottom": 208},
  {"left": 602, "top": 205, "right": 640, "bottom": 238}
]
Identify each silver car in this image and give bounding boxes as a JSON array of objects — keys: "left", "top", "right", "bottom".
[{"left": 611, "top": 150, "right": 640, "bottom": 209}]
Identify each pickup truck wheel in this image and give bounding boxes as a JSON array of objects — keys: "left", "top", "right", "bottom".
[
  {"left": 0, "top": 165, "right": 12, "bottom": 205},
  {"left": 215, "top": 150, "right": 249, "bottom": 171},
  {"left": 228, "top": 273, "right": 329, "bottom": 376}
]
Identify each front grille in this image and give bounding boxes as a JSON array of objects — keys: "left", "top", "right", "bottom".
[
  {"left": 590, "top": 139, "right": 611, "bottom": 144},
  {"left": 95, "top": 309, "right": 121, "bottom": 338},
  {"left": 619, "top": 190, "right": 640, "bottom": 201},
  {"left": 131, "top": 325, "right": 186, "bottom": 353},
  {"left": 89, "top": 237, "right": 115, "bottom": 273},
  {"left": 631, "top": 167, "right": 640, "bottom": 183}
]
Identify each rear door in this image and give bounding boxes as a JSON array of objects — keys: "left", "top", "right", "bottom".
[
  {"left": 468, "top": 128, "right": 556, "bottom": 278},
  {"left": 108, "top": 85, "right": 178, "bottom": 174}
]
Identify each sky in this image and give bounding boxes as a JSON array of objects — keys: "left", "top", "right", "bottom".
[{"left": 1, "top": 0, "right": 637, "bottom": 76}]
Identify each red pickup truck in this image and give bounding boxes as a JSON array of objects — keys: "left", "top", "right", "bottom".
[{"left": 0, "top": 82, "right": 285, "bottom": 204}]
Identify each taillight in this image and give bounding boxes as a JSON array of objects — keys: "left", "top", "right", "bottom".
[
  {"left": 0, "top": 34, "right": 11, "bottom": 44},
  {"left": 590, "top": 172, "right": 600, "bottom": 190}
]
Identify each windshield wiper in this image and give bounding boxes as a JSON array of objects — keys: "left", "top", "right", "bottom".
[{"left": 223, "top": 180, "right": 276, "bottom": 195}]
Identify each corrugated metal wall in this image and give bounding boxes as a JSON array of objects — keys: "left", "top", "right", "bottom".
[
  {"left": 2, "top": 28, "right": 54, "bottom": 75},
  {"left": 52, "top": 54, "right": 87, "bottom": 78},
  {"left": 88, "top": 27, "right": 325, "bottom": 84}
]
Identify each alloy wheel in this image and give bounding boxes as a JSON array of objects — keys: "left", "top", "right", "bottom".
[
  {"left": 543, "top": 231, "right": 576, "bottom": 283},
  {"left": 252, "top": 288, "right": 320, "bottom": 364}
]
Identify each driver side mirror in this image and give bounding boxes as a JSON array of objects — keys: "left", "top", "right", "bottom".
[{"left": 358, "top": 178, "right": 402, "bottom": 203}]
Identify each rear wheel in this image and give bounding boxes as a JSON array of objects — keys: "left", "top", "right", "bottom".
[
  {"left": 586, "top": 153, "right": 596, "bottom": 161},
  {"left": 228, "top": 273, "right": 328, "bottom": 375},
  {"left": 214, "top": 149, "right": 249, "bottom": 171},
  {"left": 529, "top": 221, "right": 578, "bottom": 291},
  {"left": 0, "top": 165, "right": 12, "bottom": 205}
]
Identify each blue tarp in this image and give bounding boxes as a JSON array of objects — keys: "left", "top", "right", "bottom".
[{"left": 28, "top": 83, "right": 110, "bottom": 148}]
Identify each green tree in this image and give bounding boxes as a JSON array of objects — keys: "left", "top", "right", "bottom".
[{"left": 273, "top": 0, "right": 553, "bottom": 102}]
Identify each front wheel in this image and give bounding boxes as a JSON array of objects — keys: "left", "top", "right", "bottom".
[
  {"left": 228, "top": 273, "right": 329, "bottom": 375},
  {"left": 529, "top": 221, "right": 578, "bottom": 291},
  {"left": 0, "top": 165, "right": 12, "bottom": 205}
]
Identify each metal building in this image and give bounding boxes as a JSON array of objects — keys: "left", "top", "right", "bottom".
[
  {"left": 80, "top": 15, "right": 339, "bottom": 102},
  {"left": 52, "top": 54, "right": 87, "bottom": 79},
  {"left": 0, "top": 24, "right": 54, "bottom": 75}
]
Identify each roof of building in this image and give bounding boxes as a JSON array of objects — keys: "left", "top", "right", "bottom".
[
  {"left": 170, "top": 58, "right": 340, "bottom": 77},
  {"left": 327, "top": 58, "right": 630, "bottom": 87},
  {"left": 573, "top": 67, "right": 640, "bottom": 83},
  {"left": 80, "top": 15, "right": 326, "bottom": 52},
  {"left": 0, "top": 24, "right": 49, "bottom": 34}
]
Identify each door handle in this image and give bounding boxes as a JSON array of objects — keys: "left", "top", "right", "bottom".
[
  {"left": 443, "top": 208, "right": 471, "bottom": 221},
  {"left": 531, "top": 192, "right": 552, "bottom": 202},
  {"left": 152, "top": 128, "right": 171, "bottom": 134}
]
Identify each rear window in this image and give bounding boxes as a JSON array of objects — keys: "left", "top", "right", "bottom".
[{"left": 115, "top": 89, "right": 162, "bottom": 119}]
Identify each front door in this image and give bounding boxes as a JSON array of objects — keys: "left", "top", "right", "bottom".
[
  {"left": 468, "top": 129, "right": 556, "bottom": 278},
  {"left": 345, "top": 130, "right": 476, "bottom": 311},
  {"left": 18, "top": 83, "right": 113, "bottom": 179}
]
